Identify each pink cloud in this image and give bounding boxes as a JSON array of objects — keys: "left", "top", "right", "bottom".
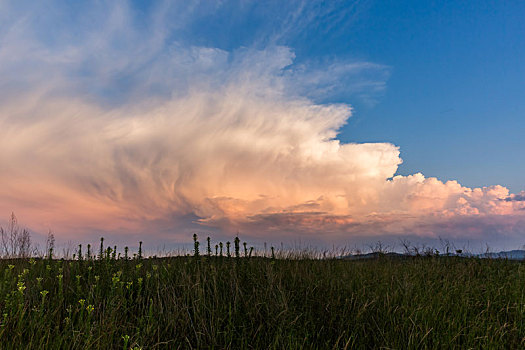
[{"left": 0, "top": 5, "right": 523, "bottom": 247}]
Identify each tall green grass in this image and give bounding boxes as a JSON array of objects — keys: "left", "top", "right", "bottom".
[{"left": 0, "top": 241, "right": 523, "bottom": 349}]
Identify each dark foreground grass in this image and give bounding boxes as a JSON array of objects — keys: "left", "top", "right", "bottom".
[{"left": 0, "top": 255, "right": 523, "bottom": 349}]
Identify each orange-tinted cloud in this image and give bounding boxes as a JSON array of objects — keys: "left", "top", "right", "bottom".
[{"left": 0, "top": 2, "right": 524, "bottom": 246}]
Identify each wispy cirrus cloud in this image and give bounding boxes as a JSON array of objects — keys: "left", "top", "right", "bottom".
[{"left": 0, "top": 0, "right": 523, "bottom": 247}]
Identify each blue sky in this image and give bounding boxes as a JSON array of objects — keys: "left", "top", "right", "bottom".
[
  {"left": 338, "top": 0, "right": 525, "bottom": 192},
  {"left": 125, "top": 0, "right": 525, "bottom": 191},
  {"left": 1, "top": 0, "right": 525, "bottom": 250},
  {"left": 213, "top": 0, "right": 525, "bottom": 193}
]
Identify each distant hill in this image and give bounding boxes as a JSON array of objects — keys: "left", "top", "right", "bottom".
[
  {"left": 341, "top": 250, "right": 525, "bottom": 261},
  {"left": 340, "top": 252, "right": 406, "bottom": 260},
  {"left": 477, "top": 250, "right": 525, "bottom": 260}
]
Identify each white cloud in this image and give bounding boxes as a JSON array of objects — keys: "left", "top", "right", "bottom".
[{"left": 0, "top": 0, "right": 523, "bottom": 245}]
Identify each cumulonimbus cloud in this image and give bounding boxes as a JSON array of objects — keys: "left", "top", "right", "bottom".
[{"left": 0, "top": 1, "right": 524, "bottom": 245}]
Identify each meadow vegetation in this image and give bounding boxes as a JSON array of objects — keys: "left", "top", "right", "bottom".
[{"left": 0, "top": 217, "right": 523, "bottom": 349}]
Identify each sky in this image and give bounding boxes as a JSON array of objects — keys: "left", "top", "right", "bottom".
[{"left": 0, "top": 0, "right": 524, "bottom": 251}]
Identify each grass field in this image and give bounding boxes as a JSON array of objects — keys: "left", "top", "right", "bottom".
[{"left": 0, "top": 239, "right": 523, "bottom": 349}]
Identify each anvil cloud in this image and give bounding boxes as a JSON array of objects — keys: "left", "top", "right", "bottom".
[{"left": 0, "top": 1, "right": 524, "bottom": 245}]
